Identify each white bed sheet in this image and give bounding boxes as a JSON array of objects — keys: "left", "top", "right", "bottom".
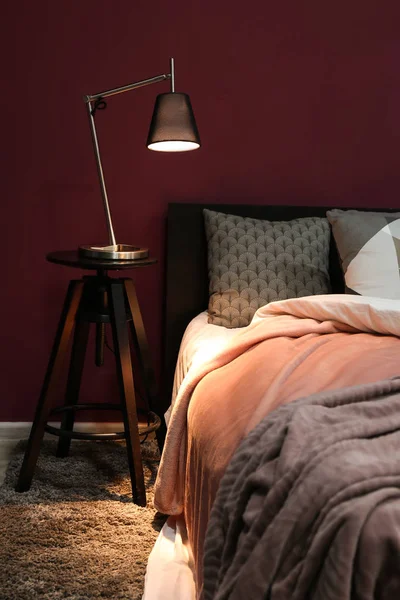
[
  {"left": 144, "top": 312, "right": 238, "bottom": 600},
  {"left": 142, "top": 516, "right": 196, "bottom": 600}
]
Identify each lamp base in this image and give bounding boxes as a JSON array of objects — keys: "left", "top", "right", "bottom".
[{"left": 79, "top": 244, "right": 149, "bottom": 260}]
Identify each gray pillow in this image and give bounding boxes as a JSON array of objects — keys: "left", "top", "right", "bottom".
[
  {"left": 327, "top": 209, "right": 400, "bottom": 298},
  {"left": 204, "top": 209, "right": 331, "bottom": 327}
]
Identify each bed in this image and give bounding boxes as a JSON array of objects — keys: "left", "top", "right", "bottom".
[{"left": 144, "top": 203, "right": 400, "bottom": 600}]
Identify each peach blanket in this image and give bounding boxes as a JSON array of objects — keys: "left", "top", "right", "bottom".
[{"left": 154, "top": 294, "right": 400, "bottom": 591}]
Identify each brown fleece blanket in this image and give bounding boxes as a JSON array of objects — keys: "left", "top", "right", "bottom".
[{"left": 203, "top": 377, "right": 400, "bottom": 600}]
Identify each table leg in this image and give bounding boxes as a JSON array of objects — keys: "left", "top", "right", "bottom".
[
  {"left": 56, "top": 317, "right": 90, "bottom": 458},
  {"left": 109, "top": 280, "right": 146, "bottom": 506},
  {"left": 16, "top": 280, "right": 84, "bottom": 492},
  {"left": 123, "top": 278, "right": 167, "bottom": 452}
]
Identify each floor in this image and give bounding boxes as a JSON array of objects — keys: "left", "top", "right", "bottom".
[
  {"left": 0, "top": 436, "right": 22, "bottom": 484},
  {"left": 0, "top": 425, "right": 33, "bottom": 484},
  {"left": 0, "top": 422, "right": 125, "bottom": 485}
]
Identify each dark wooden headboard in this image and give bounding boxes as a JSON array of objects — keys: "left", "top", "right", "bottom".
[{"left": 161, "top": 202, "right": 346, "bottom": 413}]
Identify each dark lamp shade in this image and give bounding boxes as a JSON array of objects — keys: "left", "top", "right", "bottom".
[{"left": 147, "top": 92, "right": 201, "bottom": 152}]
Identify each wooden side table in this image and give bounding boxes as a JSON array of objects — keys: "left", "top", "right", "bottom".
[{"left": 15, "top": 251, "right": 166, "bottom": 506}]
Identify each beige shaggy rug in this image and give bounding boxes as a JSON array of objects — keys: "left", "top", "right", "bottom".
[{"left": 0, "top": 439, "right": 165, "bottom": 600}]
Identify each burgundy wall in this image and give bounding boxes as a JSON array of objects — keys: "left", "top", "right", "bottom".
[{"left": 3, "top": 1, "right": 400, "bottom": 420}]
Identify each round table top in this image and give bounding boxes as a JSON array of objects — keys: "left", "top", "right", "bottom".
[{"left": 46, "top": 250, "right": 157, "bottom": 271}]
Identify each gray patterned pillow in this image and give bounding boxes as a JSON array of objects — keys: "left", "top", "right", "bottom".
[
  {"left": 327, "top": 209, "right": 400, "bottom": 298},
  {"left": 204, "top": 209, "right": 331, "bottom": 327}
]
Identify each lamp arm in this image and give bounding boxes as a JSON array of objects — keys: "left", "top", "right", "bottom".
[
  {"left": 85, "top": 100, "right": 117, "bottom": 247},
  {"left": 85, "top": 72, "right": 171, "bottom": 103}
]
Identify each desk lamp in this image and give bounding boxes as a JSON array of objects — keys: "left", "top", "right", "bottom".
[{"left": 79, "top": 58, "right": 200, "bottom": 260}]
